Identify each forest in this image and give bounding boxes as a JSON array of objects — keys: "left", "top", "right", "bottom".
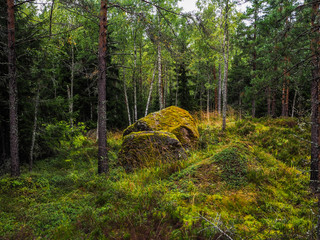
[{"left": 1, "top": 0, "right": 320, "bottom": 239}]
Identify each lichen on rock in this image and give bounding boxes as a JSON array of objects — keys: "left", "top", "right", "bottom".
[
  {"left": 118, "top": 131, "right": 187, "bottom": 171},
  {"left": 123, "top": 106, "right": 199, "bottom": 148}
]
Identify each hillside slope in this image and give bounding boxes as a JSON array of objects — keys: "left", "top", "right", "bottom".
[{"left": 0, "top": 116, "right": 316, "bottom": 239}]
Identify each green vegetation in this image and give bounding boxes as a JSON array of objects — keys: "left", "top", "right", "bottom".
[{"left": 0, "top": 116, "right": 315, "bottom": 239}]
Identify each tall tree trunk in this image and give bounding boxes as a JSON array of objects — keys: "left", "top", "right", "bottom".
[
  {"left": 218, "top": 61, "right": 222, "bottom": 116},
  {"left": 213, "top": 65, "right": 218, "bottom": 114},
  {"left": 97, "top": 0, "right": 108, "bottom": 174},
  {"left": 239, "top": 92, "right": 242, "bottom": 120},
  {"left": 252, "top": 99, "right": 256, "bottom": 118},
  {"left": 291, "top": 89, "right": 297, "bottom": 118},
  {"left": 285, "top": 78, "right": 289, "bottom": 117},
  {"left": 252, "top": 0, "right": 257, "bottom": 118},
  {"left": 200, "top": 81, "right": 203, "bottom": 113},
  {"left": 158, "top": 42, "right": 163, "bottom": 110},
  {"left": 69, "top": 43, "right": 74, "bottom": 129},
  {"left": 145, "top": 63, "right": 157, "bottom": 116},
  {"left": 157, "top": 11, "right": 164, "bottom": 110},
  {"left": 271, "top": 89, "right": 276, "bottom": 117},
  {"left": 29, "top": 87, "right": 40, "bottom": 171},
  {"left": 207, "top": 73, "right": 210, "bottom": 121},
  {"left": 310, "top": 2, "right": 320, "bottom": 238},
  {"left": 122, "top": 61, "right": 131, "bottom": 125},
  {"left": 310, "top": 0, "right": 320, "bottom": 194},
  {"left": 222, "top": 0, "right": 229, "bottom": 131},
  {"left": 133, "top": 30, "right": 138, "bottom": 122},
  {"left": 7, "top": 0, "right": 19, "bottom": 177},
  {"left": 267, "top": 87, "right": 271, "bottom": 116}
]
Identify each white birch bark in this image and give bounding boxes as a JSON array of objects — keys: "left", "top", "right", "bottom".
[
  {"left": 145, "top": 63, "right": 157, "bottom": 116},
  {"left": 222, "top": 0, "right": 229, "bottom": 131},
  {"left": 29, "top": 87, "right": 40, "bottom": 171}
]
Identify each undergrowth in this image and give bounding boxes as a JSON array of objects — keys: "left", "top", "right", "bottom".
[{"left": 0, "top": 116, "right": 316, "bottom": 239}]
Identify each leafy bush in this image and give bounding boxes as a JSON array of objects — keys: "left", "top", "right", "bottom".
[{"left": 39, "top": 121, "right": 88, "bottom": 157}]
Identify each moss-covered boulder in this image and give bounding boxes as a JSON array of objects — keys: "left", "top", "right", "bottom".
[
  {"left": 123, "top": 106, "right": 199, "bottom": 148},
  {"left": 118, "top": 131, "right": 187, "bottom": 171}
]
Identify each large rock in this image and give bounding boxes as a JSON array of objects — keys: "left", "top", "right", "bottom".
[
  {"left": 118, "top": 131, "right": 187, "bottom": 171},
  {"left": 123, "top": 106, "right": 199, "bottom": 148}
]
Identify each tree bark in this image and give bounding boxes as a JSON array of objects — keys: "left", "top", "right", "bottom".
[
  {"left": 158, "top": 11, "right": 164, "bottom": 110},
  {"left": 207, "top": 72, "right": 210, "bottom": 121},
  {"left": 122, "top": 61, "right": 131, "bottom": 125},
  {"left": 133, "top": 29, "right": 138, "bottom": 122},
  {"left": 271, "top": 89, "right": 276, "bottom": 117},
  {"left": 310, "top": 4, "right": 320, "bottom": 236},
  {"left": 222, "top": 0, "right": 229, "bottom": 131},
  {"left": 7, "top": 0, "right": 20, "bottom": 177},
  {"left": 97, "top": 0, "right": 108, "bottom": 174},
  {"left": 145, "top": 62, "right": 157, "bottom": 116},
  {"left": 29, "top": 87, "right": 40, "bottom": 171},
  {"left": 158, "top": 40, "right": 163, "bottom": 110},
  {"left": 252, "top": 0, "right": 257, "bottom": 119},
  {"left": 68, "top": 43, "right": 74, "bottom": 129},
  {"left": 267, "top": 87, "right": 271, "bottom": 116},
  {"left": 218, "top": 61, "right": 222, "bottom": 116},
  {"left": 291, "top": 89, "right": 297, "bottom": 118},
  {"left": 252, "top": 99, "right": 256, "bottom": 118},
  {"left": 213, "top": 65, "right": 218, "bottom": 114},
  {"left": 310, "top": 0, "right": 320, "bottom": 194}
]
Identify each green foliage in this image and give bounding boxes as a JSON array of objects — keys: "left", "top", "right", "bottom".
[
  {"left": 235, "top": 120, "right": 256, "bottom": 136},
  {"left": 213, "top": 147, "right": 247, "bottom": 187},
  {"left": 0, "top": 118, "right": 316, "bottom": 239}
]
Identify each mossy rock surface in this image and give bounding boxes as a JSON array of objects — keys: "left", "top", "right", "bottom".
[
  {"left": 118, "top": 131, "right": 187, "bottom": 171},
  {"left": 123, "top": 106, "right": 199, "bottom": 148}
]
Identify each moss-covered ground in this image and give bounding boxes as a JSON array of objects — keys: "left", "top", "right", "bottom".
[{"left": 0, "top": 115, "right": 317, "bottom": 239}]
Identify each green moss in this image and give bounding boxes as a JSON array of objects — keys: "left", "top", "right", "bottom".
[
  {"left": 119, "top": 131, "right": 187, "bottom": 171},
  {"left": 123, "top": 106, "right": 199, "bottom": 148}
]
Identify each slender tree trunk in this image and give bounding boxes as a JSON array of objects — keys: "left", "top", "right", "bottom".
[
  {"left": 122, "top": 61, "right": 132, "bottom": 125},
  {"left": 218, "top": 61, "right": 222, "bottom": 116},
  {"left": 158, "top": 41, "right": 163, "bottom": 110},
  {"left": 252, "top": 0, "right": 257, "bottom": 119},
  {"left": 310, "top": 0, "right": 320, "bottom": 193},
  {"left": 164, "top": 62, "right": 167, "bottom": 108},
  {"left": 291, "top": 89, "right": 297, "bottom": 118},
  {"left": 139, "top": 41, "right": 143, "bottom": 97},
  {"left": 49, "top": 0, "right": 55, "bottom": 38},
  {"left": 271, "top": 89, "right": 276, "bottom": 117},
  {"left": 267, "top": 87, "right": 271, "bottom": 116},
  {"left": 29, "top": 87, "right": 40, "bottom": 171},
  {"left": 133, "top": 30, "right": 138, "bottom": 122},
  {"left": 145, "top": 63, "right": 157, "bottom": 116},
  {"left": 158, "top": 11, "right": 164, "bottom": 110},
  {"left": 7, "top": 0, "right": 19, "bottom": 177},
  {"left": 281, "top": 80, "right": 286, "bottom": 116},
  {"left": 222, "top": 1, "right": 229, "bottom": 131},
  {"left": 252, "top": 99, "right": 256, "bottom": 118},
  {"left": 239, "top": 93, "right": 242, "bottom": 120},
  {"left": 207, "top": 73, "right": 210, "bottom": 121},
  {"left": 285, "top": 78, "right": 289, "bottom": 117},
  {"left": 69, "top": 43, "right": 74, "bottom": 128},
  {"left": 175, "top": 63, "right": 179, "bottom": 106},
  {"left": 213, "top": 65, "right": 217, "bottom": 114},
  {"left": 200, "top": 81, "right": 203, "bottom": 113},
  {"left": 97, "top": 0, "right": 108, "bottom": 174}
]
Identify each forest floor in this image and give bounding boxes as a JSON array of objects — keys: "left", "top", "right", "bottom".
[{"left": 0, "top": 114, "right": 317, "bottom": 239}]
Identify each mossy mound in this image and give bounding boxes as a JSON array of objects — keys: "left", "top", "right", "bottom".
[
  {"left": 118, "top": 131, "right": 187, "bottom": 171},
  {"left": 123, "top": 106, "right": 199, "bottom": 148}
]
